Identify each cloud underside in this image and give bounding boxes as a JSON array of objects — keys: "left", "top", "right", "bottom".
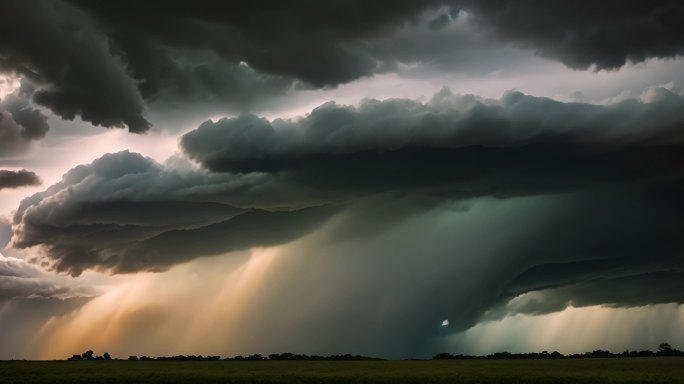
[
  {"left": 9, "top": 89, "right": 684, "bottom": 333},
  {"left": 1, "top": 1, "right": 682, "bottom": 131},
  {"left": 0, "top": 253, "right": 90, "bottom": 301},
  {"left": 0, "top": 89, "right": 49, "bottom": 158}
]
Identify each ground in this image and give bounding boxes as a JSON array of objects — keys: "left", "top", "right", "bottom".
[{"left": 2, "top": 358, "right": 684, "bottom": 383}]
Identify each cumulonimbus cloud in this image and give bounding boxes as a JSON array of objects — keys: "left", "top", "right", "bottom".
[
  {"left": 11, "top": 151, "right": 336, "bottom": 276},
  {"left": 11, "top": 89, "right": 684, "bottom": 329},
  {"left": 181, "top": 88, "right": 684, "bottom": 198}
]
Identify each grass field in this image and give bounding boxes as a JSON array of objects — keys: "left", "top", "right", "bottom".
[{"left": 2, "top": 358, "right": 684, "bottom": 383}]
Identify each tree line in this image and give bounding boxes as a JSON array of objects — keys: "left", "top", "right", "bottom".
[
  {"left": 67, "top": 351, "right": 381, "bottom": 361},
  {"left": 433, "top": 343, "right": 684, "bottom": 360},
  {"left": 66, "top": 343, "right": 682, "bottom": 362}
]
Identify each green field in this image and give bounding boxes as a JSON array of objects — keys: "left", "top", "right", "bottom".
[{"left": 2, "top": 358, "right": 684, "bottom": 383}]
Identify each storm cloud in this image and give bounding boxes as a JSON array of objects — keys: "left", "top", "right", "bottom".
[
  {"left": 11, "top": 88, "right": 684, "bottom": 341},
  {"left": 2, "top": 1, "right": 683, "bottom": 134},
  {"left": 0, "top": 89, "right": 49, "bottom": 157},
  {"left": 465, "top": 0, "right": 684, "bottom": 70},
  {"left": 11, "top": 151, "right": 336, "bottom": 276},
  {"left": 0, "top": 252, "right": 91, "bottom": 301},
  {"left": 181, "top": 88, "right": 684, "bottom": 198},
  {"left": 0, "top": 169, "right": 40, "bottom": 190},
  {"left": 3, "top": 0, "right": 684, "bottom": 360},
  {"left": 0, "top": 1, "right": 149, "bottom": 132}
]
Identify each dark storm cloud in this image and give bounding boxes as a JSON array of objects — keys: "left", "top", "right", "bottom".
[
  {"left": 181, "top": 88, "right": 684, "bottom": 197},
  {"left": 464, "top": 0, "right": 684, "bottom": 70},
  {"left": 485, "top": 271, "right": 684, "bottom": 321},
  {"left": 177, "top": 89, "right": 684, "bottom": 336},
  {"left": 1, "top": 0, "right": 444, "bottom": 131},
  {"left": 474, "top": 189, "right": 684, "bottom": 324},
  {"left": 66, "top": 0, "right": 684, "bottom": 83},
  {"left": 0, "top": 170, "right": 40, "bottom": 190},
  {"left": 1, "top": 92, "right": 49, "bottom": 140},
  {"left": 0, "top": 1, "right": 149, "bottom": 132},
  {"left": 11, "top": 151, "right": 336, "bottom": 276},
  {"left": 69, "top": 0, "right": 444, "bottom": 87},
  {"left": 0, "top": 89, "right": 49, "bottom": 157},
  {"left": 10, "top": 90, "right": 684, "bottom": 345},
  {"left": 0, "top": 253, "right": 90, "bottom": 301},
  {"left": 2, "top": 0, "right": 682, "bottom": 132}
]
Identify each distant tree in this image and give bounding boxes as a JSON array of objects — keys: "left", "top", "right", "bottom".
[
  {"left": 103, "top": 352, "right": 112, "bottom": 360},
  {"left": 659, "top": 343, "right": 672, "bottom": 353},
  {"left": 433, "top": 352, "right": 455, "bottom": 360},
  {"left": 67, "top": 354, "right": 82, "bottom": 361},
  {"left": 81, "top": 350, "right": 94, "bottom": 360},
  {"left": 128, "top": 355, "right": 138, "bottom": 361}
]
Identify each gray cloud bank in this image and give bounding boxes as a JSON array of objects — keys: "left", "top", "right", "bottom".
[
  {"left": 11, "top": 151, "right": 336, "bottom": 276},
  {"left": 1, "top": 1, "right": 683, "bottom": 132},
  {"left": 10, "top": 89, "right": 684, "bottom": 343},
  {"left": 181, "top": 88, "right": 684, "bottom": 202},
  {"left": 0, "top": 169, "right": 40, "bottom": 190},
  {"left": 0, "top": 252, "right": 91, "bottom": 302},
  {"left": 0, "top": 88, "right": 49, "bottom": 158},
  {"left": 465, "top": 0, "right": 684, "bottom": 71}
]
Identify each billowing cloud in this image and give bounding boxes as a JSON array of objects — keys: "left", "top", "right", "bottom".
[
  {"left": 3, "top": 0, "right": 684, "bottom": 361},
  {"left": 2, "top": 0, "right": 443, "bottom": 131},
  {"left": 180, "top": 89, "right": 684, "bottom": 338},
  {"left": 0, "top": 252, "right": 91, "bottom": 301},
  {"left": 67, "top": 0, "right": 684, "bottom": 83},
  {"left": 0, "top": 1, "right": 149, "bottom": 132},
  {"left": 182, "top": 88, "right": 684, "bottom": 199},
  {"left": 465, "top": 0, "right": 684, "bottom": 70},
  {"left": 11, "top": 151, "right": 336, "bottom": 276},
  {"left": 11, "top": 89, "right": 684, "bottom": 339},
  {"left": 0, "top": 170, "right": 40, "bottom": 190},
  {"left": 0, "top": 88, "right": 49, "bottom": 157},
  {"left": 70, "top": 0, "right": 444, "bottom": 87},
  {"left": 3, "top": 1, "right": 682, "bottom": 134}
]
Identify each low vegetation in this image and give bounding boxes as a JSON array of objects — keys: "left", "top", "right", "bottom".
[
  {"left": 1, "top": 344, "right": 682, "bottom": 383},
  {"left": 2, "top": 358, "right": 684, "bottom": 383}
]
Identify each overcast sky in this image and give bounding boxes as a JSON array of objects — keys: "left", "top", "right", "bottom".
[{"left": 1, "top": 0, "right": 684, "bottom": 360}]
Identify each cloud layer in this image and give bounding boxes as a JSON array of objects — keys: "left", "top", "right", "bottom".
[
  {"left": 11, "top": 151, "right": 336, "bottom": 276},
  {"left": 11, "top": 89, "right": 684, "bottom": 340},
  {"left": 0, "top": 169, "right": 40, "bottom": 190},
  {"left": 182, "top": 88, "right": 684, "bottom": 199},
  {"left": 2, "top": 1, "right": 683, "bottom": 132},
  {"left": 2, "top": 1, "right": 684, "bottom": 359},
  {"left": 0, "top": 88, "right": 49, "bottom": 157},
  {"left": 0, "top": 252, "right": 89, "bottom": 301},
  {"left": 466, "top": 0, "right": 684, "bottom": 70}
]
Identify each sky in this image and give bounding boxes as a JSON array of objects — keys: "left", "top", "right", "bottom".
[{"left": 1, "top": 0, "right": 684, "bottom": 360}]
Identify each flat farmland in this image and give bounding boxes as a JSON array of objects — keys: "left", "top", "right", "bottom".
[{"left": 2, "top": 358, "right": 684, "bottom": 384}]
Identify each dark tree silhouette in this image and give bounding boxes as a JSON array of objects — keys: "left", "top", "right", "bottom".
[{"left": 81, "top": 350, "right": 94, "bottom": 360}]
